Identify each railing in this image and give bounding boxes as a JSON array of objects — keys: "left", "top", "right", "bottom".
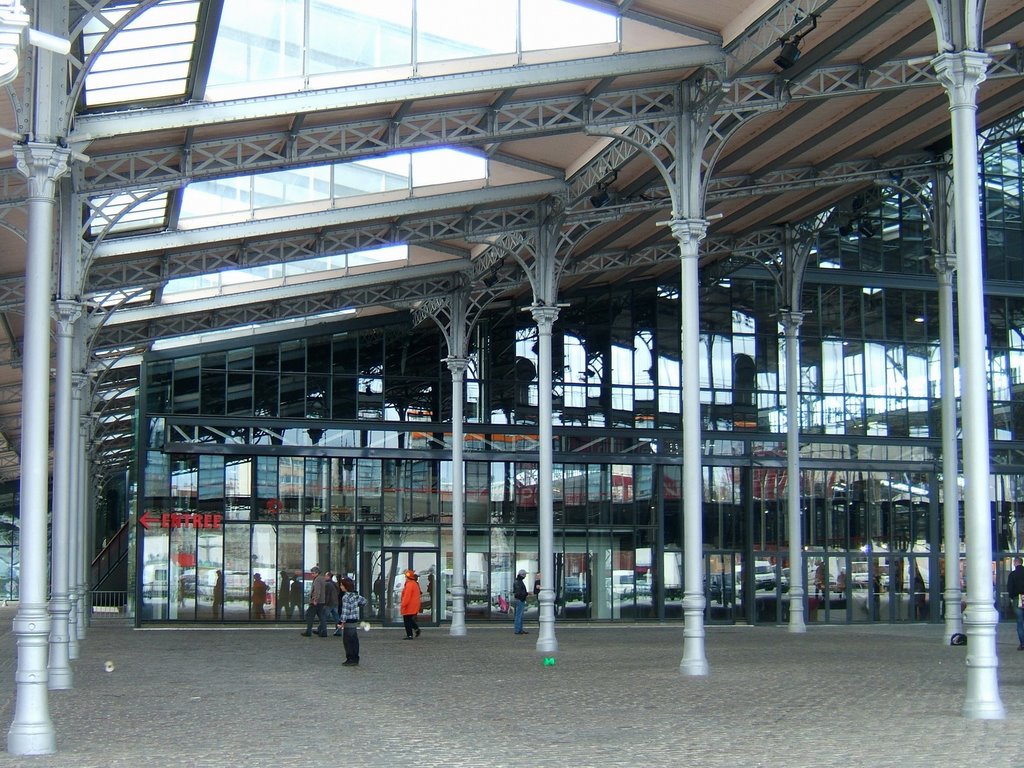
[
  {"left": 92, "top": 520, "right": 129, "bottom": 590},
  {"left": 91, "top": 590, "right": 128, "bottom": 618}
]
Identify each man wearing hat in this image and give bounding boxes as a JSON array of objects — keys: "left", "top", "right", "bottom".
[
  {"left": 301, "top": 566, "right": 327, "bottom": 637},
  {"left": 400, "top": 569, "right": 422, "bottom": 639},
  {"left": 513, "top": 569, "right": 529, "bottom": 635}
]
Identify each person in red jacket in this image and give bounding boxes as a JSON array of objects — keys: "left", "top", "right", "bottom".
[
  {"left": 400, "top": 569, "right": 421, "bottom": 639},
  {"left": 251, "top": 573, "right": 267, "bottom": 619}
]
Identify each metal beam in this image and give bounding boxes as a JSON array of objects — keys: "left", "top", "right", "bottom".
[
  {"left": 89, "top": 179, "right": 564, "bottom": 259},
  {"left": 44, "top": 50, "right": 1017, "bottom": 200},
  {"left": 0, "top": 152, "right": 942, "bottom": 312},
  {"left": 69, "top": 46, "right": 725, "bottom": 142}
]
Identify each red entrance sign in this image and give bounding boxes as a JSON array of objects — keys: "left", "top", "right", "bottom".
[{"left": 139, "top": 510, "right": 223, "bottom": 531}]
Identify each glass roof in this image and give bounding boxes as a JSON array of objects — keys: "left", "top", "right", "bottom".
[
  {"left": 162, "top": 245, "right": 409, "bottom": 301},
  {"left": 206, "top": 0, "right": 617, "bottom": 100},
  {"left": 87, "top": 190, "right": 170, "bottom": 236},
  {"left": 82, "top": 0, "right": 202, "bottom": 108},
  {"left": 177, "top": 148, "right": 487, "bottom": 228}
]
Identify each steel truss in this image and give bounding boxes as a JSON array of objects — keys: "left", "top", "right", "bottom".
[{"left": 40, "top": 49, "right": 1020, "bottom": 198}]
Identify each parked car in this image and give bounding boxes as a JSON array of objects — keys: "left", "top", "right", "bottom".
[
  {"left": 563, "top": 576, "right": 589, "bottom": 603},
  {"left": 754, "top": 562, "right": 777, "bottom": 591},
  {"left": 708, "top": 573, "right": 735, "bottom": 605}
]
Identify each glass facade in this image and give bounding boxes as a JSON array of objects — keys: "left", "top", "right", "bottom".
[
  {"left": 133, "top": 134, "right": 1024, "bottom": 627},
  {"left": 0, "top": 481, "right": 18, "bottom": 601}
]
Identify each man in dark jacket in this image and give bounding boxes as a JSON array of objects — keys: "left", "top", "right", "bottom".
[
  {"left": 1007, "top": 557, "right": 1024, "bottom": 650},
  {"left": 301, "top": 566, "right": 327, "bottom": 637},
  {"left": 513, "top": 569, "right": 529, "bottom": 635}
]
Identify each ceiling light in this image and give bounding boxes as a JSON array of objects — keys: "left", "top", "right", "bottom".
[
  {"left": 774, "top": 41, "right": 802, "bottom": 70},
  {"left": 773, "top": 14, "right": 818, "bottom": 72},
  {"left": 589, "top": 187, "right": 611, "bottom": 208}
]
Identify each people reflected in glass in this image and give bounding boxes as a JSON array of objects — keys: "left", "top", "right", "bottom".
[
  {"left": 278, "top": 570, "right": 291, "bottom": 620},
  {"left": 212, "top": 569, "right": 223, "bottom": 620},
  {"left": 251, "top": 573, "right": 268, "bottom": 619}
]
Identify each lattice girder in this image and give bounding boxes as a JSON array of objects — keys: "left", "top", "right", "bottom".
[{"left": 55, "top": 49, "right": 1024, "bottom": 198}]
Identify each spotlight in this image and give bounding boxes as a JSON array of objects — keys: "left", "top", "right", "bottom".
[
  {"left": 589, "top": 169, "right": 618, "bottom": 208},
  {"left": 774, "top": 41, "right": 802, "bottom": 70},
  {"left": 836, "top": 213, "right": 854, "bottom": 237},
  {"left": 589, "top": 186, "right": 611, "bottom": 208},
  {"left": 773, "top": 14, "right": 818, "bottom": 72}
]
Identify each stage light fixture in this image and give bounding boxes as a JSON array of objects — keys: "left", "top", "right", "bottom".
[
  {"left": 589, "top": 169, "right": 618, "bottom": 208},
  {"left": 774, "top": 41, "right": 802, "bottom": 70},
  {"left": 773, "top": 14, "right": 818, "bottom": 72}
]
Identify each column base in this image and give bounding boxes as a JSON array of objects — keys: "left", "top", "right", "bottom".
[
  {"left": 962, "top": 698, "right": 1006, "bottom": 720},
  {"left": 7, "top": 721, "right": 56, "bottom": 757},
  {"left": 47, "top": 667, "right": 73, "bottom": 690},
  {"left": 679, "top": 657, "right": 710, "bottom": 676}
]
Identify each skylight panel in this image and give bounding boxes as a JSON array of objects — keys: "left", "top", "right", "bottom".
[
  {"left": 150, "top": 308, "right": 358, "bottom": 352},
  {"left": 85, "top": 288, "right": 155, "bottom": 310},
  {"left": 308, "top": 0, "right": 413, "bottom": 75},
  {"left": 161, "top": 246, "right": 409, "bottom": 300},
  {"left": 82, "top": 0, "right": 201, "bottom": 108},
  {"left": 206, "top": 0, "right": 619, "bottom": 100},
  {"left": 178, "top": 177, "right": 250, "bottom": 221},
  {"left": 416, "top": 0, "right": 516, "bottom": 62},
  {"left": 347, "top": 245, "right": 408, "bottom": 267},
  {"left": 412, "top": 149, "right": 486, "bottom": 186},
  {"left": 521, "top": 0, "right": 617, "bottom": 50},
  {"left": 88, "top": 191, "right": 169, "bottom": 237},
  {"left": 180, "top": 149, "right": 486, "bottom": 226}
]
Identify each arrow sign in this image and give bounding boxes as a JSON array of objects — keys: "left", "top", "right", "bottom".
[{"left": 138, "top": 510, "right": 223, "bottom": 531}]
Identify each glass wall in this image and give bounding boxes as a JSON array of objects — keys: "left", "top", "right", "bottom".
[{"left": 134, "top": 135, "right": 1024, "bottom": 626}]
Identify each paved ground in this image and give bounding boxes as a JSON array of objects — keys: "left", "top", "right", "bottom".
[{"left": 0, "top": 607, "right": 1020, "bottom": 767}]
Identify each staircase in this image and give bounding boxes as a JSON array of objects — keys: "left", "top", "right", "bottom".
[{"left": 91, "top": 521, "right": 129, "bottom": 617}]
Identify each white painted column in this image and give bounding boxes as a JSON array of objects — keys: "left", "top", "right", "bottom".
[
  {"left": 76, "top": 413, "right": 91, "bottom": 638},
  {"left": 530, "top": 303, "right": 559, "bottom": 654},
  {"left": 670, "top": 217, "right": 709, "bottom": 676},
  {"left": 8, "top": 142, "right": 70, "bottom": 756},
  {"left": 69, "top": 372, "right": 88, "bottom": 650},
  {"left": 447, "top": 356, "right": 468, "bottom": 637},
  {"left": 935, "top": 266, "right": 963, "bottom": 641},
  {"left": 934, "top": 51, "right": 1004, "bottom": 720},
  {"left": 47, "top": 300, "right": 81, "bottom": 688},
  {"left": 780, "top": 310, "right": 806, "bottom": 633}
]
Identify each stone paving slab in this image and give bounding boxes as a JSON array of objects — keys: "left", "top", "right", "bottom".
[{"left": 0, "top": 608, "right": 1020, "bottom": 767}]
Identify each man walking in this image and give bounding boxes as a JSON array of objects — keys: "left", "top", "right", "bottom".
[
  {"left": 513, "top": 569, "right": 529, "bottom": 635},
  {"left": 1007, "top": 557, "right": 1024, "bottom": 650},
  {"left": 301, "top": 566, "right": 327, "bottom": 637},
  {"left": 324, "top": 571, "right": 339, "bottom": 634}
]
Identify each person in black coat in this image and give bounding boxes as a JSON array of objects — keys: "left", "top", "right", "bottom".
[
  {"left": 513, "top": 569, "right": 529, "bottom": 635},
  {"left": 1006, "top": 557, "right": 1024, "bottom": 650}
]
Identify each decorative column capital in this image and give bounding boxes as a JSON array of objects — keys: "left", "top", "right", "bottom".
[
  {"left": 666, "top": 217, "right": 708, "bottom": 257},
  {"left": 444, "top": 356, "right": 468, "bottom": 375},
  {"left": 777, "top": 308, "right": 804, "bottom": 333},
  {"left": 931, "top": 251, "right": 957, "bottom": 278},
  {"left": 932, "top": 51, "right": 989, "bottom": 106},
  {"left": 14, "top": 142, "right": 71, "bottom": 198},
  {"left": 71, "top": 371, "right": 90, "bottom": 396},
  {"left": 53, "top": 299, "right": 82, "bottom": 336},
  {"left": 528, "top": 303, "right": 561, "bottom": 329}
]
